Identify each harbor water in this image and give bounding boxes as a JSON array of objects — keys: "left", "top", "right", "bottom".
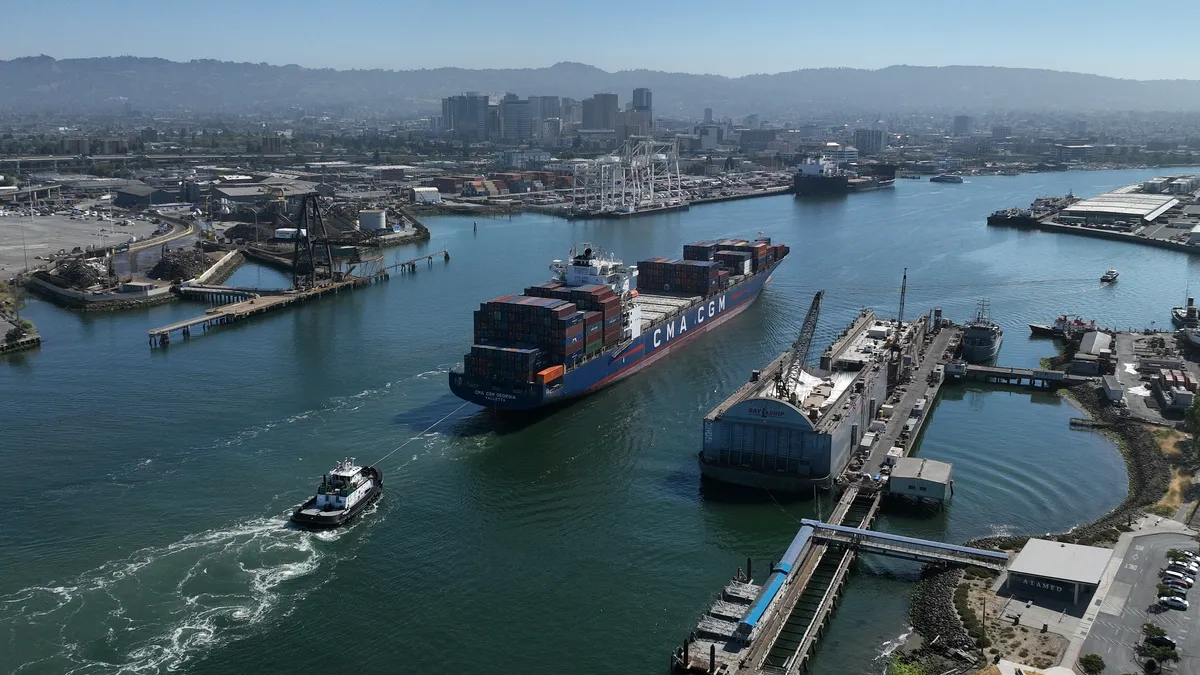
[{"left": 5, "top": 167, "right": 1193, "bottom": 674}]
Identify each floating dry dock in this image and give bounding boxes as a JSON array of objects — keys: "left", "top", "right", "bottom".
[{"left": 674, "top": 316, "right": 988, "bottom": 675}]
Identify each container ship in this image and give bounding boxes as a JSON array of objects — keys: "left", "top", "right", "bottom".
[
  {"left": 792, "top": 157, "right": 895, "bottom": 196},
  {"left": 448, "top": 238, "right": 789, "bottom": 410}
]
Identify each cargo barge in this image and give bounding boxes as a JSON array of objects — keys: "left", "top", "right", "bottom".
[
  {"left": 448, "top": 238, "right": 789, "bottom": 410},
  {"left": 793, "top": 157, "right": 895, "bottom": 196},
  {"left": 698, "top": 310, "right": 893, "bottom": 492}
]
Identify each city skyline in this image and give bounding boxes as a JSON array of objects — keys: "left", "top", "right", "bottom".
[{"left": 4, "top": 0, "right": 1200, "bottom": 80}]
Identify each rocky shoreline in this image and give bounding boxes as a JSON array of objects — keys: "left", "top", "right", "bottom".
[{"left": 905, "top": 382, "right": 1174, "bottom": 668}]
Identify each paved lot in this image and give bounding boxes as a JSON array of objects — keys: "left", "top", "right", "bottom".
[
  {"left": 1080, "top": 532, "right": 1198, "bottom": 673},
  {"left": 0, "top": 212, "right": 158, "bottom": 274}
]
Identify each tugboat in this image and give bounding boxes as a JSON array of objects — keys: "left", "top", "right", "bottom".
[
  {"left": 291, "top": 458, "right": 383, "bottom": 529},
  {"left": 1029, "top": 314, "right": 1097, "bottom": 339},
  {"left": 961, "top": 299, "right": 1003, "bottom": 363},
  {"left": 1101, "top": 269, "right": 1119, "bottom": 283}
]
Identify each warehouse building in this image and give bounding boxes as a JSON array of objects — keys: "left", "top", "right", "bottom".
[
  {"left": 1004, "top": 539, "right": 1112, "bottom": 604},
  {"left": 887, "top": 457, "right": 952, "bottom": 503},
  {"left": 114, "top": 184, "right": 177, "bottom": 207},
  {"left": 1058, "top": 189, "right": 1178, "bottom": 225}
]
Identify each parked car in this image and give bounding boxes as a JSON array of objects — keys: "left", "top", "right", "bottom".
[
  {"left": 1162, "top": 570, "right": 1194, "bottom": 586},
  {"left": 1167, "top": 562, "right": 1198, "bottom": 576},
  {"left": 1159, "top": 595, "right": 1189, "bottom": 611},
  {"left": 1146, "top": 634, "right": 1177, "bottom": 650},
  {"left": 1162, "top": 585, "right": 1187, "bottom": 599}
]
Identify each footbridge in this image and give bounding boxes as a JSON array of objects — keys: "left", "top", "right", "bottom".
[{"left": 800, "top": 519, "right": 1009, "bottom": 571}]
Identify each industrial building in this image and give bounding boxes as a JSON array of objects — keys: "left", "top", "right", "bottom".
[
  {"left": 699, "top": 310, "right": 892, "bottom": 492},
  {"left": 1004, "top": 538, "right": 1112, "bottom": 604},
  {"left": 114, "top": 184, "right": 177, "bottom": 207},
  {"left": 887, "top": 457, "right": 952, "bottom": 503},
  {"left": 1057, "top": 189, "right": 1179, "bottom": 225}
]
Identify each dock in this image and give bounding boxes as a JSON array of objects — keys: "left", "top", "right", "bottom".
[
  {"left": 944, "top": 362, "right": 1093, "bottom": 389},
  {"left": 674, "top": 322, "right": 983, "bottom": 675},
  {"left": 148, "top": 249, "right": 449, "bottom": 347}
]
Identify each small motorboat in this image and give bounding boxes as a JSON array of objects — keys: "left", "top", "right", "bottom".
[
  {"left": 1101, "top": 269, "right": 1119, "bottom": 283},
  {"left": 291, "top": 458, "right": 383, "bottom": 529}
]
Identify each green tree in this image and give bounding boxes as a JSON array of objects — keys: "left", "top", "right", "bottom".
[
  {"left": 1188, "top": 397, "right": 1200, "bottom": 457},
  {"left": 888, "top": 660, "right": 924, "bottom": 675},
  {"left": 1143, "top": 622, "right": 1167, "bottom": 638},
  {"left": 1079, "top": 653, "right": 1105, "bottom": 675}
]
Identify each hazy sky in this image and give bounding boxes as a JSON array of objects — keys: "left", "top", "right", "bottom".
[{"left": 4, "top": 0, "right": 1197, "bottom": 80}]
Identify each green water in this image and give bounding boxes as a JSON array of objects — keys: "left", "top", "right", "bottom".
[{"left": 7, "top": 168, "right": 1188, "bottom": 674}]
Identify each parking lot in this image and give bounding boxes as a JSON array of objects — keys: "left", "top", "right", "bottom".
[
  {"left": 1081, "top": 532, "right": 1199, "bottom": 673},
  {"left": 0, "top": 210, "right": 159, "bottom": 274}
]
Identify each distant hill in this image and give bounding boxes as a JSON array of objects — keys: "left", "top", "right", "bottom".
[{"left": 3, "top": 56, "right": 1200, "bottom": 116}]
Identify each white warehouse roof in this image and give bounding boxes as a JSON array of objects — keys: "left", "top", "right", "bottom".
[
  {"left": 1061, "top": 191, "right": 1179, "bottom": 221},
  {"left": 1008, "top": 538, "right": 1112, "bottom": 585}
]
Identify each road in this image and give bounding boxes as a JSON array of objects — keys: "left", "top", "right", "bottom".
[{"left": 1080, "top": 532, "right": 1198, "bottom": 673}]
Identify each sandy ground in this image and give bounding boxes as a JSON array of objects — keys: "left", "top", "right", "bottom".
[
  {"left": 966, "top": 579, "right": 1069, "bottom": 670},
  {"left": 0, "top": 212, "right": 159, "bottom": 275},
  {"left": 1150, "top": 427, "right": 1194, "bottom": 516}
]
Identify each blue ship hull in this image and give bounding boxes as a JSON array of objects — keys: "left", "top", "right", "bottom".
[{"left": 448, "top": 263, "right": 779, "bottom": 410}]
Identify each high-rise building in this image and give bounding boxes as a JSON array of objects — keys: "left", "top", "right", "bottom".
[
  {"left": 704, "top": 108, "right": 713, "bottom": 124},
  {"left": 616, "top": 110, "right": 651, "bottom": 140},
  {"left": 743, "top": 114, "right": 760, "bottom": 129},
  {"left": 529, "top": 96, "right": 561, "bottom": 122},
  {"left": 853, "top": 128, "right": 886, "bottom": 156},
  {"left": 441, "top": 92, "right": 490, "bottom": 141},
  {"left": 952, "top": 115, "right": 972, "bottom": 137},
  {"left": 561, "top": 98, "right": 582, "bottom": 125},
  {"left": 582, "top": 93, "right": 619, "bottom": 130},
  {"left": 991, "top": 125, "right": 1012, "bottom": 140},
  {"left": 1067, "top": 120, "right": 1087, "bottom": 136},
  {"left": 632, "top": 88, "right": 652, "bottom": 124},
  {"left": 500, "top": 93, "right": 533, "bottom": 142}
]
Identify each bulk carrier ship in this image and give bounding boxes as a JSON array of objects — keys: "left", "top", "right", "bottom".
[{"left": 448, "top": 238, "right": 789, "bottom": 410}]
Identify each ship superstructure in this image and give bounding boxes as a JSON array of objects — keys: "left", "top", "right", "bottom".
[{"left": 449, "top": 238, "right": 789, "bottom": 409}]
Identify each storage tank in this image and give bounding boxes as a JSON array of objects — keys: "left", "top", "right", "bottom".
[{"left": 358, "top": 209, "right": 387, "bottom": 231}]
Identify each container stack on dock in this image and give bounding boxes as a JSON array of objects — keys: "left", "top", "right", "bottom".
[{"left": 464, "top": 284, "right": 626, "bottom": 385}]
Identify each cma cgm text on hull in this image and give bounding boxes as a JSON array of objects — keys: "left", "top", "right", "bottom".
[{"left": 448, "top": 238, "right": 790, "bottom": 410}]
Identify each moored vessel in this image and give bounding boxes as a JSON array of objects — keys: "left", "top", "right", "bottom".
[
  {"left": 290, "top": 458, "right": 383, "bottom": 529},
  {"left": 929, "top": 174, "right": 964, "bottom": 184},
  {"left": 448, "top": 238, "right": 788, "bottom": 410},
  {"left": 1029, "top": 314, "right": 1097, "bottom": 339},
  {"left": 961, "top": 299, "right": 1002, "bottom": 363},
  {"left": 793, "top": 157, "right": 895, "bottom": 196}
]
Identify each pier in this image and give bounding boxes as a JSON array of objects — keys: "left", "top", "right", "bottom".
[
  {"left": 944, "top": 362, "right": 1093, "bottom": 389},
  {"left": 674, "top": 322, "right": 977, "bottom": 675},
  {"left": 148, "top": 249, "right": 449, "bottom": 347}
]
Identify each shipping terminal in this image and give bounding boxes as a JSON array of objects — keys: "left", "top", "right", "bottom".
[{"left": 448, "top": 238, "right": 790, "bottom": 410}]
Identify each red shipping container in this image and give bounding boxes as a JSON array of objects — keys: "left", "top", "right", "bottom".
[{"left": 566, "top": 323, "right": 584, "bottom": 338}]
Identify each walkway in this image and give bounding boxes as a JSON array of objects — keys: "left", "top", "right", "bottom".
[{"left": 802, "top": 519, "right": 1009, "bottom": 571}]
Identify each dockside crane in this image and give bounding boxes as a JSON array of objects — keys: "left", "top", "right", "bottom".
[
  {"left": 774, "top": 290, "right": 824, "bottom": 400},
  {"left": 291, "top": 194, "right": 337, "bottom": 289}
]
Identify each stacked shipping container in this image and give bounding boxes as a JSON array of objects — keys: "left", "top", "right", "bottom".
[
  {"left": 637, "top": 258, "right": 720, "bottom": 296},
  {"left": 466, "top": 284, "right": 625, "bottom": 383}
]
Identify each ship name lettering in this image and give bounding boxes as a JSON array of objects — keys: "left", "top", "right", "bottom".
[
  {"left": 680, "top": 315, "right": 688, "bottom": 333},
  {"left": 696, "top": 306, "right": 704, "bottom": 324},
  {"left": 653, "top": 329, "right": 662, "bottom": 348},
  {"left": 708, "top": 300, "right": 715, "bottom": 318},
  {"left": 719, "top": 295, "right": 726, "bottom": 312},
  {"left": 666, "top": 322, "right": 675, "bottom": 340}
]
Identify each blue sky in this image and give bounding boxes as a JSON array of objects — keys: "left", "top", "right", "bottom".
[{"left": 3, "top": 0, "right": 1197, "bottom": 79}]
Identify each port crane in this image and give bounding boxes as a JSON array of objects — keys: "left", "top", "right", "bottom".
[
  {"left": 774, "top": 290, "right": 824, "bottom": 399},
  {"left": 291, "top": 194, "right": 337, "bottom": 289}
]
